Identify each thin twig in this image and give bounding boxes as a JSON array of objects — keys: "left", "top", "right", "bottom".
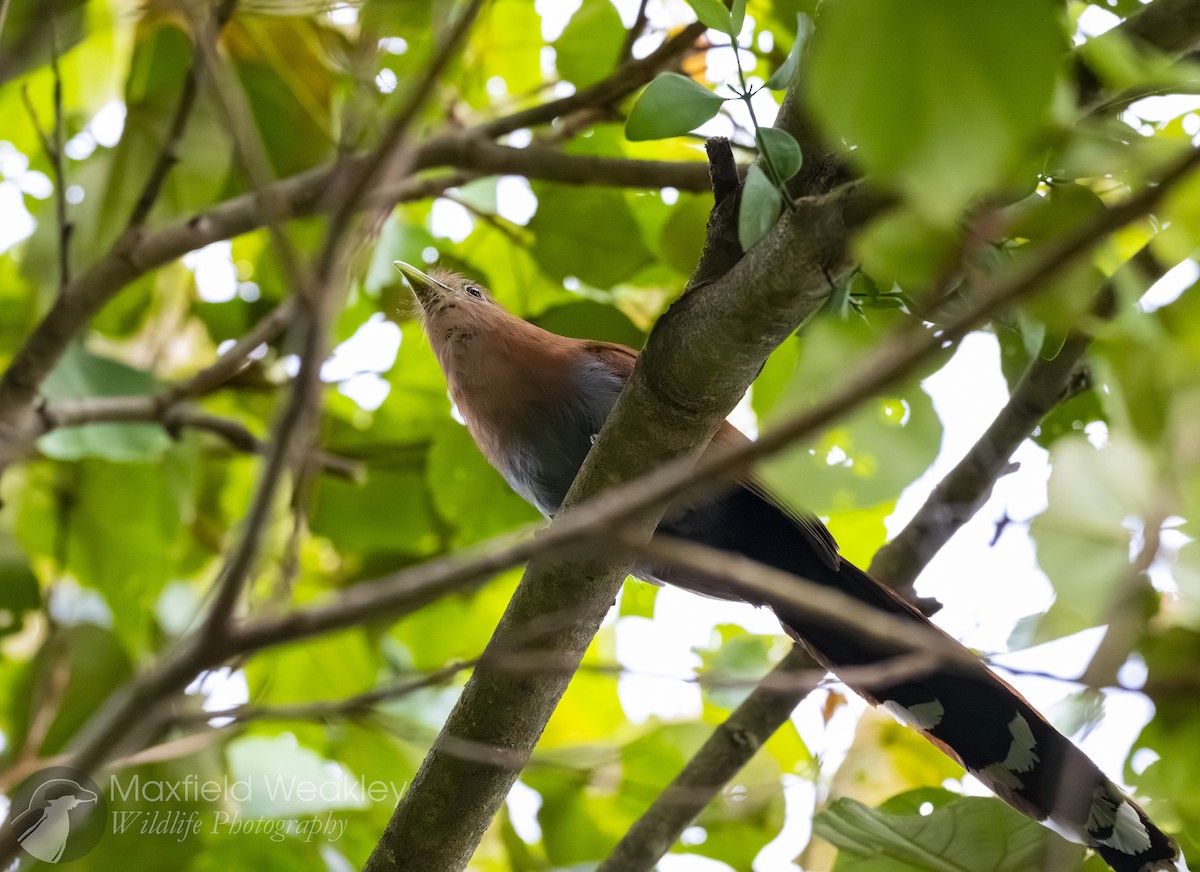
[
  {"left": 37, "top": 399, "right": 362, "bottom": 480},
  {"left": 440, "top": 191, "right": 527, "bottom": 246},
  {"left": 869, "top": 246, "right": 1167, "bottom": 596},
  {"left": 479, "top": 22, "right": 706, "bottom": 139},
  {"left": 0, "top": 0, "right": 13, "bottom": 46},
  {"left": 172, "top": 659, "right": 477, "bottom": 727},
  {"left": 317, "top": 0, "right": 486, "bottom": 280},
  {"left": 619, "top": 0, "right": 652, "bottom": 61},
  {"left": 1079, "top": 509, "right": 1167, "bottom": 688},
  {"left": 620, "top": 533, "right": 979, "bottom": 672},
  {"left": 126, "top": 0, "right": 239, "bottom": 230},
  {"left": 169, "top": 298, "right": 296, "bottom": 400},
  {"left": 48, "top": 13, "right": 70, "bottom": 294}
]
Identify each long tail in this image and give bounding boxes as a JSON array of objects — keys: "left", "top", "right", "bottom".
[{"left": 655, "top": 488, "right": 1180, "bottom": 872}]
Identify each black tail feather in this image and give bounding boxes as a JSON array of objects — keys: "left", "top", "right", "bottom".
[{"left": 656, "top": 487, "right": 1180, "bottom": 872}]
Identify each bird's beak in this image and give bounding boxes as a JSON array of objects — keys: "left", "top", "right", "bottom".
[{"left": 394, "top": 261, "right": 452, "bottom": 310}]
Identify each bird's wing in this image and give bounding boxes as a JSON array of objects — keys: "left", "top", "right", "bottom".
[
  {"left": 584, "top": 341, "right": 840, "bottom": 572},
  {"left": 582, "top": 340, "right": 639, "bottom": 377}
]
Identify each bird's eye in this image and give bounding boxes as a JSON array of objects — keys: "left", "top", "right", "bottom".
[{"left": 465, "top": 286, "right": 483, "bottom": 299}]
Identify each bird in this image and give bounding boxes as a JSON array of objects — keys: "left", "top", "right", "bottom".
[{"left": 395, "top": 261, "right": 1180, "bottom": 872}]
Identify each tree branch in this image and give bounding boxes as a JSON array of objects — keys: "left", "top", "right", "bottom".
[
  {"left": 868, "top": 250, "right": 1166, "bottom": 596},
  {"left": 125, "top": 0, "right": 239, "bottom": 230},
  {"left": 38, "top": 400, "right": 361, "bottom": 480},
  {"left": 621, "top": 534, "right": 980, "bottom": 672},
  {"left": 171, "top": 659, "right": 476, "bottom": 727},
  {"left": 476, "top": 22, "right": 706, "bottom": 139},
  {"left": 1078, "top": 508, "right": 1167, "bottom": 688},
  {"left": 47, "top": 14, "right": 69, "bottom": 295},
  {"left": 169, "top": 299, "right": 296, "bottom": 400},
  {"left": 598, "top": 644, "right": 813, "bottom": 871}
]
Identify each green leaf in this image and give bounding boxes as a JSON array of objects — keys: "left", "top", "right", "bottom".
[
  {"left": 232, "top": 16, "right": 336, "bottom": 177},
  {"left": 426, "top": 422, "right": 540, "bottom": 546},
  {"left": 1027, "top": 435, "right": 1155, "bottom": 643},
  {"left": 618, "top": 578, "right": 658, "bottom": 618},
  {"left": 659, "top": 192, "right": 712, "bottom": 276},
  {"left": 817, "top": 796, "right": 1088, "bottom": 872},
  {"left": 475, "top": 0, "right": 546, "bottom": 96},
  {"left": 24, "top": 458, "right": 194, "bottom": 652},
  {"left": 765, "top": 15, "right": 810, "bottom": 90},
  {"left": 391, "top": 570, "right": 521, "bottom": 671},
  {"left": 625, "top": 72, "right": 727, "bottom": 142},
  {"left": 540, "top": 625, "right": 625, "bottom": 749},
  {"left": 227, "top": 734, "right": 373, "bottom": 816},
  {"left": 1009, "top": 184, "right": 1108, "bottom": 241},
  {"left": 685, "top": 0, "right": 734, "bottom": 34},
  {"left": 554, "top": 0, "right": 625, "bottom": 88},
  {"left": 533, "top": 300, "right": 645, "bottom": 348},
  {"left": 39, "top": 344, "right": 172, "bottom": 462},
  {"left": 8, "top": 625, "right": 133, "bottom": 756},
  {"left": 808, "top": 0, "right": 1062, "bottom": 221},
  {"left": 757, "top": 126, "right": 803, "bottom": 181},
  {"left": 737, "top": 164, "right": 784, "bottom": 251},
  {"left": 694, "top": 623, "right": 776, "bottom": 709},
  {"left": 757, "top": 315, "right": 943, "bottom": 512},
  {"left": 730, "top": 0, "right": 746, "bottom": 36},
  {"left": 529, "top": 186, "right": 654, "bottom": 288},
  {"left": 0, "top": 529, "right": 39, "bottom": 638},
  {"left": 856, "top": 208, "right": 960, "bottom": 290},
  {"left": 312, "top": 466, "right": 441, "bottom": 565},
  {"left": 245, "top": 629, "right": 380, "bottom": 717}
]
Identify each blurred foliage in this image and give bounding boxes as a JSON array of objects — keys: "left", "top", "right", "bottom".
[{"left": 0, "top": 0, "right": 1197, "bottom": 870}]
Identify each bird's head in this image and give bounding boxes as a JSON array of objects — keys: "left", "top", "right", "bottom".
[
  {"left": 393, "top": 259, "right": 496, "bottom": 314},
  {"left": 394, "top": 261, "right": 498, "bottom": 328},
  {"left": 394, "top": 261, "right": 519, "bottom": 383}
]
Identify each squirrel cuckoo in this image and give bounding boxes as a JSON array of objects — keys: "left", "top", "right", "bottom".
[{"left": 396, "top": 261, "right": 1179, "bottom": 872}]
